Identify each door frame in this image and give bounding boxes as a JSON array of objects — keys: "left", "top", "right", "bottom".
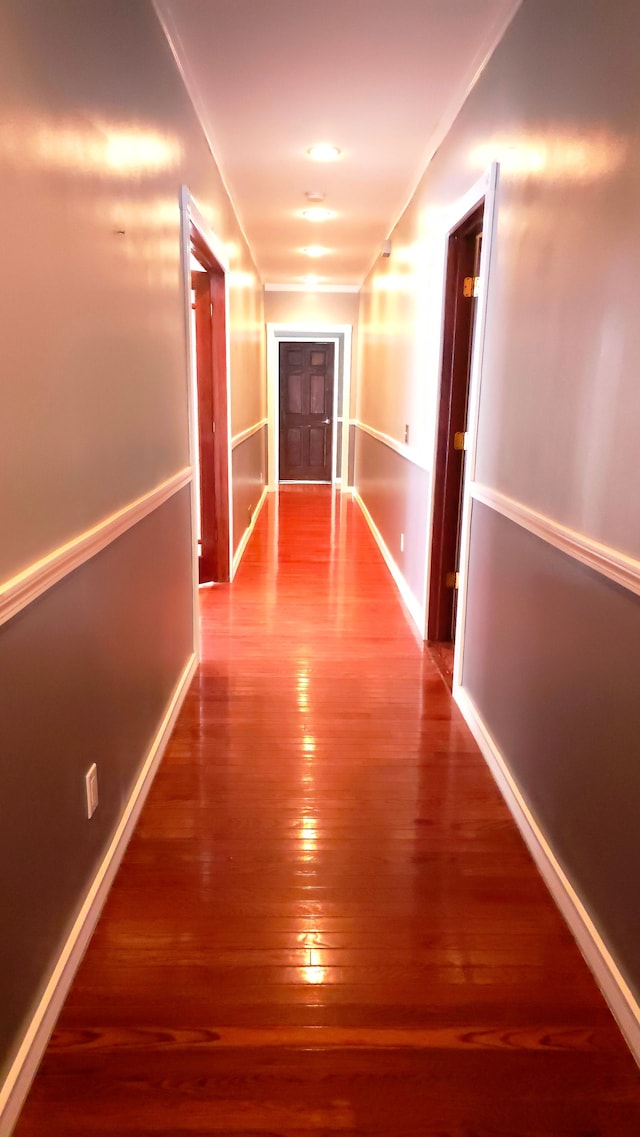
[
  {"left": 427, "top": 202, "right": 484, "bottom": 645},
  {"left": 277, "top": 340, "right": 337, "bottom": 484},
  {"left": 266, "top": 323, "right": 352, "bottom": 488},
  {"left": 422, "top": 163, "right": 500, "bottom": 688},
  {"left": 179, "top": 186, "right": 233, "bottom": 649}
]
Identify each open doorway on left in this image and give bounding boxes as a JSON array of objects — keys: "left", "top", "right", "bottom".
[{"left": 187, "top": 220, "right": 231, "bottom": 585}]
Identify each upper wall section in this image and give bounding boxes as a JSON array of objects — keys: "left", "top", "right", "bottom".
[
  {"left": 0, "top": 0, "right": 264, "bottom": 583},
  {"left": 264, "top": 290, "right": 360, "bottom": 420},
  {"left": 264, "top": 290, "right": 360, "bottom": 329},
  {"left": 359, "top": 0, "right": 640, "bottom": 560}
]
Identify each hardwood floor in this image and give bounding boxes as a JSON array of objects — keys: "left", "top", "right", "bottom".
[{"left": 14, "top": 486, "right": 640, "bottom": 1135}]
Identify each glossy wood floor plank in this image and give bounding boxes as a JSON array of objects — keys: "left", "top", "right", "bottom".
[{"left": 14, "top": 486, "right": 640, "bottom": 1135}]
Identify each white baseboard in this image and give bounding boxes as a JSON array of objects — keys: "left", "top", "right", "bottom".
[
  {"left": 352, "top": 490, "right": 425, "bottom": 636},
  {"left": 231, "top": 485, "right": 269, "bottom": 579},
  {"left": 0, "top": 651, "right": 198, "bottom": 1137},
  {"left": 454, "top": 683, "right": 640, "bottom": 1067}
]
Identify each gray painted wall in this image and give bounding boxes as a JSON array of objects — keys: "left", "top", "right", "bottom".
[
  {"left": 0, "top": 0, "right": 264, "bottom": 1086},
  {"left": 357, "top": 0, "right": 640, "bottom": 1006},
  {"left": 463, "top": 503, "right": 640, "bottom": 1002},
  {"left": 355, "top": 430, "right": 429, "bottom": 608},
  {"left": 0, "top": 490, "right": 193, "bottom": 1078},
  {"left": 232, "top": 427, "right": 267, "bottom": 554}
]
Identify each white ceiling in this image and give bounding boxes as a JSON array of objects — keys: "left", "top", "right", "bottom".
[{"left": 155, "top": 0, "right": 521, "bottom": 286}]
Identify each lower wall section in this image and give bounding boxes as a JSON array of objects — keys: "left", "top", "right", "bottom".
[
  {"left": 232, "top": 426, "right": 267, "bottom": 556},
  {"left": 355, "top": 427, "right": 430, "bottom": 614},
  {"left": 0, "top": 487, "right": 194, "bottom": 1084},
  {"left": 462, "top": 500, "right": 640, "bottom": 1007}
]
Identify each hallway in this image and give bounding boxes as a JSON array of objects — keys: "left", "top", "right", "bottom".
[{"left": 14, "top": 487, "right": 640, "bottom": 1135}]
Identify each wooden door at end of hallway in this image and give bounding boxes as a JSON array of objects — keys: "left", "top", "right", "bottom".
[{"left": 279, "top": 342, "right": 334, "bottom": 482}]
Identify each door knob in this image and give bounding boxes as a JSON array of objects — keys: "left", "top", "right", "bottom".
[{"left": 322, "top": 418, "right": 330, "bottom": 424}]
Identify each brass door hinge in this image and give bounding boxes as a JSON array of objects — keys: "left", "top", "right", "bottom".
[
  {"left": 463, "top": 276, "right": 480, "bottom": 298},
  {"left": 453, "top": 431, "right": 468, "bottom": 451},
  {"left": 445, "top": 571, "right": 460, "bottom": 590}
]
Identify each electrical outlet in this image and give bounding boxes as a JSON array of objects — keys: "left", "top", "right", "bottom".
[
  {"left": 400, "top": 533, "right": 405, "bottom": 553},
  {"left": 85, "top": 763, "right": 98, "bottom": 819}
]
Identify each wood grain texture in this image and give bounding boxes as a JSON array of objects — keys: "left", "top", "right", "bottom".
[{"left": 13, "top": 486, "right": 640, "bottom": 1135}]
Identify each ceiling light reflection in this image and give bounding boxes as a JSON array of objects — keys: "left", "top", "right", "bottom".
[
  {"left": 306, "top": 143, "right": 341, "bottom": 162},
  {"left": 229, "top": 270, "right": 256, "bottom": 288},
  {"left": 0, "top": 117, "right": 181, "bottom": 177},
  {"left": 299, "top": 928, "right": 327, "bottom": 984},
  {"left": 303, "top": 964, "right": 327, "bottom": 985},
  {"left": 301, "top": 207, "right": 333, "bottom": 222},
  {"left": 299, "top": 815, "right": 317, "bottom": 852},
  {"left": 471, "top": 131, "right": 627, "bottom": 182}
]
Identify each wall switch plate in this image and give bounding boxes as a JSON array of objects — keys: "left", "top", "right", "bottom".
[
  {"left": 404, "top": 424, "right": 409, "bottom": 444},
  {"left": 85, "top": 763, "right": 98, "bottom": 819},
  {"left": 400, "top": 533, "right": 405, "bottom": 552}
]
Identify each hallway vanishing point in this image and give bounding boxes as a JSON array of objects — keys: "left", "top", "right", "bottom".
[{"left": 15, "top": 488, "right": 640, "bottom": 1135}]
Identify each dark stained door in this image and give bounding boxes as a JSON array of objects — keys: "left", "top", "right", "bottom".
[
  {"left": 279, "top": 342, "right": 334, "bottom": 482},
  {"left": 428, "top": 204, "right": 484, "bottom": 647}
]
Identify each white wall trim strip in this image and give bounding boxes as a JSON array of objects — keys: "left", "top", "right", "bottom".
[
  {"left": 470, "top": 482, "right": 640, "bottom": 599},
  {"left": 454, "top": 684, "right": 640, "bottom": 1066},
  {"left": 354, "top": 420, "right": 430, "bottom": 471},
  {"left": 231, "top": 419, "right": 268, "bottom": 450},
  {"left": 353, "top": 490, "right": 425, "bottom": 636},
  {"left": 231, "top": 486, "right": 269, "bottom": 580},
  {"left": 0, "top": 651, "right": 198, "bottom": 1137},
  {"left": 0, "top": 468, "right": 192, "bottom": 629},
  {"left": 264, "top": 283, "right": 360, "bottom": 293},
  {"left": 266, "top": 324, "right": 352, "bottom": 489}
]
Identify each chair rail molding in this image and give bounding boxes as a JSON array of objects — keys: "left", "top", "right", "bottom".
[{"left": 0, "top": 467, "right": 192, "bottom": 629}]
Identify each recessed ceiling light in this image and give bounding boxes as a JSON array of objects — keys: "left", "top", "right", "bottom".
[
  {"left": 302, "top": 245, "right": 328, "bottom": 257},
  {"left": 301, "top": 207, "right": 333, "bottom": 222},
  {"left": 306, "top": 143, "right": 341, "bottom": 162}
]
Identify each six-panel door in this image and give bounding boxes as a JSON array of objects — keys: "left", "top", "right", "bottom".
[{"left": 279, "top": 342, "right": 335, "bottom": 481}]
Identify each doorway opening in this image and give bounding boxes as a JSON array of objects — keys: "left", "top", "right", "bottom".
[
  {"left": 427, "top": 202, "right": 484, "bottom": 677},
  {"left": 188, "top": 219, "right": 231, "bottom": 585},
  {"left": 279, "top": 341, "right": 335, "bottom": 482},
  {"left": 266, "top": 323, "right": 353, "bottom": 489}
]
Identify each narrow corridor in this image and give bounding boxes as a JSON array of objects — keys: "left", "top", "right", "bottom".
[{"left": 15, "top": 488, "right": 640, "bottom": 1135}]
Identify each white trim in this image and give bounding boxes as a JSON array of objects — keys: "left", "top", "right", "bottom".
[
  {"left": 340, "top": 341, "right": 352, "bottom": 491},
  {"left": 354, "top": 420, "right": 430, "bottom": 471},
  {"left": 454, "top": 684, "right": 640, "bottom": 1066},
  {"left": 180, "top": 186, "right": 234, "bottom": 595},
  {"left": 0, "top": 468, "right": 192, "bottom": 629},
  {"left": 470, "top": 482, "right": 640, "bottom": 600},
  {"left": 266, "top": 323, "right": 353, "bottom": 490},
  {"left": 180, "top": 187, "right": 229, "bottom": 273},
  {"left": 179, "top": 186, "right": 202, "bottom": 654},
  {"left": 418, "top": 164, "right": 500, "bottom": 660},
  {"left": 0, "top": 651, "right": 198, "bottom": 1137},
  {"left": 451, "top": 163, "right": 500, "bottom": 685},
  {"left": 264, "top": 283, "right": 360, "bottom": 293},
  {"left": 231, "top": 418, "right": 267, "bottom": 450},
  {"left": 353, "top": 490, "right": 425, "bottom": 636},
  {"left": 231, "top": 486, "right": 269, "bottom": 578}
]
